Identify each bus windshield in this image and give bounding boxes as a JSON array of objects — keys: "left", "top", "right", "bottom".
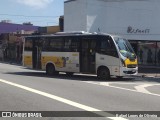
[{"left": 115, "top": 38, "right": 136, "bottom": 59}]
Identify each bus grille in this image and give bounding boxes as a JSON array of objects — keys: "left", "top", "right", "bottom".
[
  {"left": 127, "top": 64, "right": 137, "bottom": 68},
  {"left": 130, "top": 59, "right": 136, "bottom": 62},
  {"left": 123, "top": 71, "right": 137, "bottom": 74}
]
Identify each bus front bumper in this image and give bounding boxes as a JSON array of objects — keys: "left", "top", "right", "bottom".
[{"left": 120, "top": 67, "right": 138, "bottom": 76}]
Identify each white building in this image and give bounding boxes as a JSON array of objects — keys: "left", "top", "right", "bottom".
[{"left": 64, "top": 0, "right": 160, "bottom": 66}]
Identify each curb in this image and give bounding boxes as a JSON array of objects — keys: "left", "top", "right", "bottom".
[{"left": 136, "top": 74, "right": 160, "bottom": 79}]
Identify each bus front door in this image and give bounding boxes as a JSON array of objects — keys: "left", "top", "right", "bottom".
[{"left": 81, "top": 39, "right": 96, "bottom": 73}]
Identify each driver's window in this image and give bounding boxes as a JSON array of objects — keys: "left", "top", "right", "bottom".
[
  {"left": 99, "top": 36, "right": 119, "bottom": 58},
  {"left": 100, "top": 36, "right": 112, "bottom": 53},
  {"left": 101, "top": 40, "right": 108, "bottom": 52}
]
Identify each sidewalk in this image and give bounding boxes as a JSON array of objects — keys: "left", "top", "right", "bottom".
[
  {"left": 0, "top": 61, "right": 22, "bottom": 66},
  {"left": 138, "top": 66, "right": 160, "bottom": 78}
]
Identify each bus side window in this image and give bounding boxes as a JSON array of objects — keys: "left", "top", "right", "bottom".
[
  {"left": 64, "top": 37, "right": 72, "bottom": 52},
  {"left": 63, "top": 37, "right": 80, "bottom": 52},
  {"left": 108, "top": 38, "right": 119, "bottom": 58},
  {"left": 42, "top": 37, "right": 50, "bottom": 51},
  {"left": 99, "top": 36, "right": 119, "bottom": 58},
  {"left": 99, "top": 36, "right": 110, "bottom": 54},
  {"left": 50, "top": 37, "right": 64, "bottom": 51},
  {"left": 71, "top": 38, "right": 80, "bottom": 52}
]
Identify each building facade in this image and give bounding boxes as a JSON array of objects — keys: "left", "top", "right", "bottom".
[
  {"left": 0, "top": 22, "right": 38, "bottom": 34},
  {"left": 38, "top": 26, "right": 60, "bottom": 34},
  {"left": 64, "top": 0, "right": 160, "bottom": 66},
  {"left": 0, "top": 22, "right": 38, "bottom": 62}
]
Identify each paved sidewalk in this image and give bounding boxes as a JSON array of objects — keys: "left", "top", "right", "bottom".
[{"left": 138, "top": 66, "right": 160, "bottom": 79}]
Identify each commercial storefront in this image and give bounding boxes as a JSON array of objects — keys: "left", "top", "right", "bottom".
[
  {"left": 0, "top": 22, "right": 38, "bottom": 62},
  {"left": 64, "top": 0, "right": 160, "bottom": 67},
  {"left": 130, "top": 41, "right": 160, "bottom": 66}
]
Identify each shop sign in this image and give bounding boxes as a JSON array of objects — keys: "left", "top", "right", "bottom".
[{"left": 127, "top": 26, "right": 150, "bottom": 34}]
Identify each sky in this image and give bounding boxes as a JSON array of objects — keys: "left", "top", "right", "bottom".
[{"left": 0, "top": 0, "right": 65, "bottom": 26}]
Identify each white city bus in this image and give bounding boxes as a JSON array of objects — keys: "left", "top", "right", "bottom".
[{"left": 23, "top": 32, "right": 138, "bottom": 79}]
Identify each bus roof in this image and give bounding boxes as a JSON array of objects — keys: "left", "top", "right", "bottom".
[{"left": 25, "top": 31, "right": 114, "bottom": 38}]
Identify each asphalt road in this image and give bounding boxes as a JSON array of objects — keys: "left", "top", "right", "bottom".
[{"left": 0, "top": 62, "right": 160, "bottom": 120}]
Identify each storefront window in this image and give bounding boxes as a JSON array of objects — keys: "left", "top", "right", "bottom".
[
  {"left": 138, "top": 41, "right": 156, "bottom": 65},
  {"left": 157, "top": 42, "right": 160, "bottom": 65}
]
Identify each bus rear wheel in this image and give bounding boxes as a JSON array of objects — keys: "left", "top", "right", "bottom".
[
  {"left": 66, "top": 72, "right": 74, "bottom": 76},
  {"left": 116, "top": 76, "right": 123, "bottom": 79},
  {"left": 97, "top": 67, "right": 110, "bottom": 80},
  {"left": 46, "top": 64, "right": 57, "bottom": 76}
]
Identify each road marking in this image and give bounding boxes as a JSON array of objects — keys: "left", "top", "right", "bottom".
[
  {"left": 83, "top": 81, "right": 160, "bottom": 97},
  {"left": 0, "top": 79, "right": 127, "bottom": 120},
  {"left": 134, "top": 84, "right": 153, "bottom": 94}
]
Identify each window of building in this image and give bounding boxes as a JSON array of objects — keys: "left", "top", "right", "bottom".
[
  {"left": 25, "top": 38, "right": 33, "bottom": 51},
  {"left": 138, "top": 41, "right": 156, "bottom": 65},
  {"left": 157, "top": 42, "right": 160, "bottom": 65}
]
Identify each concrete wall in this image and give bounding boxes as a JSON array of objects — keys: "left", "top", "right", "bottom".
[
  {"left": 64, "top": 0, "right": 160, "bottom": 40},
  {"left": 64, "top": 0, "right": 87, "bottom": 31}
]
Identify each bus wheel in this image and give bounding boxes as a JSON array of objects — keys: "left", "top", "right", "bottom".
[
  {"left": 116, "top": 76, "right": 123, "bottom": 79},
  {"left": 97, "top": 67, "right": 110, "bottom": 80},
  {"left": 66, "top": 72, "right": 74, "bottom": 76},
  {"left": 46, "top": 64, "right": 56, "bottom": 76}
]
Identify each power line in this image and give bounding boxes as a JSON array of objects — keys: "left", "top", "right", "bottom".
[{"left": 0, "top": 13, "right": 59, "bottom": 18}]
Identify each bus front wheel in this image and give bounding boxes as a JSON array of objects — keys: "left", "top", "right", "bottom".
[{"left": 97, "top": 67, "right": 110, "bottom": 80}]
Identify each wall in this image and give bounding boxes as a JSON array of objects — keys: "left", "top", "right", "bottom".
[
  {"left": 38, "top": 26, "right": 60, "bottom": 34},
  {"left": 47, "top": 26, "right": 60, "bottom": 34},
  {"left": 64, "top": 0, "right": 88, "bottom": 31},
  {"left": 64, "top": 0, "right": 160, "bottom": 40}
]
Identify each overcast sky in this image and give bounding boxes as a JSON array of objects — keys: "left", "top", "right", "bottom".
[{"left": 0, "top": 0, "right": 64, "bottom": 26}]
